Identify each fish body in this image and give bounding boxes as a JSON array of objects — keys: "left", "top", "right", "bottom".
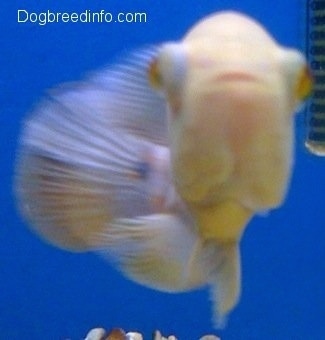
[{"left": 15, "top": 11, "right": 312, "bottom": 326}]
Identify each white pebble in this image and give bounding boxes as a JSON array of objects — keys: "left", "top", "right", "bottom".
[
  {"left": 126, "top": 332, "right": 143, "bottom": 340},
  {"left": 153, "top": 330, "right": 166, "bottom": 340},
  {"left": 84, "top": 327, "right": 106, "bottom": 340},
  {"left": 153, "top": 330, "right": 178, "bottom": 340}
]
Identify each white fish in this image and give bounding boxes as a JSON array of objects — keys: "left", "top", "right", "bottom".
[{"left": 15, "top": 11, "right": 312, "bottom": 326}]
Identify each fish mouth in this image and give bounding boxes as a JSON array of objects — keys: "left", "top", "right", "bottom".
[{"left": 216, "top": 71, "right": 259, "bottom": 82}]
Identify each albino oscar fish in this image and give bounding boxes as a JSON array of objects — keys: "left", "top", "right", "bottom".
[{"left": 15, "top": 11, "right": 312, "bottom": 326}]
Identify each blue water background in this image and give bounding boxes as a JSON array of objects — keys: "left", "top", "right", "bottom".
[{"left": 1, "top": 0, "right": 324, "bottom": 339}]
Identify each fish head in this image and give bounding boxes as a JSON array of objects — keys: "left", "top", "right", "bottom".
[{"left": 148, "top": 11, "right": 312, "bottom": 209}]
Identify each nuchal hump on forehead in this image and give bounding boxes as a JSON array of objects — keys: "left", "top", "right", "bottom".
[{"left": 15, "top": 11, "right": 312, "bottom": 328}]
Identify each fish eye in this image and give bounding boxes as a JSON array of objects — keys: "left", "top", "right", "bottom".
[
  {"left": 147, "top": 43, "right": 187, "bottom": 94},
  {"left": 148, "top": 57, "right": 163, "bottom": 90},
  {"left": 295, "top": 65, "right": 313, "bottom": 101}
]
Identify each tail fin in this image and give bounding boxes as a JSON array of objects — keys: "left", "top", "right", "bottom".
[{"left": 93, "top": 214, "right": 208, "bottom": 292}]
